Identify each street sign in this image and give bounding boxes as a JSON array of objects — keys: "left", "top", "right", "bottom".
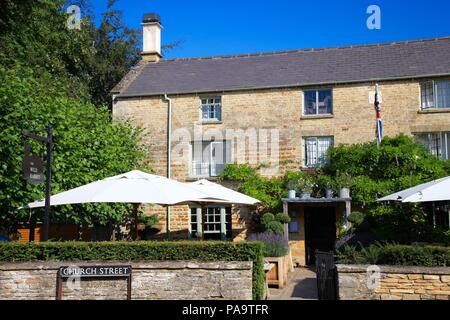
[{"left": 22, "top": 152, "right": 44, "bottom": 184}]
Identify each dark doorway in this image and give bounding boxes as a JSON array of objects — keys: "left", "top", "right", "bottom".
[{"left": 304, "top": 206, "right": 336, "bottom": 265}]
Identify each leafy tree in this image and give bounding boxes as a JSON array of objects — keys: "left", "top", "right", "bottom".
[{"left": 0, "top": 66, "right": 147, "bottom": 234}]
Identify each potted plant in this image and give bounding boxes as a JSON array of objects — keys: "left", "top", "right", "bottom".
[
  {"left": 296, "top": 177, "right": 314, "bottom": 199},
  {"left": 286, "top": 180, "right": 297, "bottom": 199},
  {"left": 335, "top": 171, "right": 353, "bottom": 198}
]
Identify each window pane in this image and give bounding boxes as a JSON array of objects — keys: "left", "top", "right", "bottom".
[
  {"left": 191, "top": 142, "right": 210, "bottom": 176},
  {"left": 304, "top": 91, "right": 317, "bottom": 115},
  {"left": 201, "top": 97, "right": 222, "bottom": 121},
  {"left": 446, "top": 133, "right": 450, "bottom": 160},
  {"left": 305, "top": 138, "right": 318, "bottom": 166},
  {"left": 421, "top": 82, "right": 434, "bottom": 109},
  {"left": 436, "top": 81, "right": 450, "bottom": 108},
  {"left": 317, "top": 137, "right": 333, "bottom": 164},
  {"left": 318, "top": 89, "right": 332, "bottom": 114}
]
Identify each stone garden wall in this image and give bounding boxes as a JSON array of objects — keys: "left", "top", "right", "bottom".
[
  {"left": 0, "top": 260, "right": 253, "bottom": 300},
  {"left": 337, "top": 264, "right": 450, "bottom": 300}
]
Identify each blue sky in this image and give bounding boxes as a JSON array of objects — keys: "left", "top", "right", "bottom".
[{"left": 92, "top": 0, "right": 450, "bottom": 59}]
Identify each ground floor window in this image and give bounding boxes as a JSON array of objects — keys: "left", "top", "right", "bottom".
[
  {"left": 303, "top": 136, "right": 334, "bottom": 167},
  {"left": 189, "top": 206, "right": 232, "bottom": 240},
  {"left": 415, "top": 132, "right": 450, "bottom": 160}
]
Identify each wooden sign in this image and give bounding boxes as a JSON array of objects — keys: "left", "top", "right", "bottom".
[{"left": 22, "top": 153, "right": 44, "bottom": 184}]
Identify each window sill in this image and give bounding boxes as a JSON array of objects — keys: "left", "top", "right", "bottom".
[
  {"left": 300, "top": 114, "right": 334, "bottom": 120},
  {"left": 185, "top": 176, "right": 220, "bottom": 182},
  {"left": 198, "top": 120, "right": 223, "bottom": 125},
  {"left": 418, "top": 108, "right": 450, "bottom": 114}
]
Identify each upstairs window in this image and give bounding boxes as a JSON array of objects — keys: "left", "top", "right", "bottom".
[
  {"left": 191, "top": 140, "right": 231, "bottom": 177},
  {"left": 304, "top": 136, "right": 334, "bottom": 167},
  {"left": 201, "top": 97, "right": 222, "bottom": 121},
  {"left": 304, "top": 89, "right": 333, "bottom": 115},
  {"left": 421, "top": 80, "right": 450, "bottom": 109}
]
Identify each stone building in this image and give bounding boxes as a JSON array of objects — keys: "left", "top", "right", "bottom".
[{"left": 112, "top": 13, "right": 450, "bottom": 247}]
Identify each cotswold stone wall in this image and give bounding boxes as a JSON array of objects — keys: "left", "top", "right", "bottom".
[
  {"left": 337, "top": 264, "right": 450, "bottom": 300},
  {"left": 0, "top": 261, "right": 253, "bottom": 300}
]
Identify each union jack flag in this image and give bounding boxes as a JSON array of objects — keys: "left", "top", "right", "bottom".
[{"left": 374, "top": 84, "right": 383, "bottom": 147}]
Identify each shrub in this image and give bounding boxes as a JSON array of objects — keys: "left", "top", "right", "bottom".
[
  {"left": 275, "top": 213, "right": 291, "bottom": 224},
  {"left": 336, "top": 242, "right": 450, "bottom": 267},
  {"left": 260, "top": 212, "right": 290, "bottom": 235},
  {"left": 0, "top": 241, "right": 265, "bottom": 300},
  {"left": 347, "top": 211, "right": 365, "bottom": 227},
  {"left": 248, "top": 232, "right": 289, "bottom": 257}
]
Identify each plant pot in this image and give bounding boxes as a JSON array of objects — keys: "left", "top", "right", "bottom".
[
  {"left": 265, "top": 256, "right": 288, "bottom": 288},
  {"left": 325, "top": 188, "right": 334, "bottom": 199},
  {"left": 339, "top": 187, "right": 350, "bottom": 198},
  {"left": 299, "top": 192, "right": 311, "bottom": 199},
  {"left": 288, "top": 190, "right": 296, "bottom": 199}
]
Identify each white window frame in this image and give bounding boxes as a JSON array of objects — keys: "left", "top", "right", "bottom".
[
  {"left": 189, "top": 206, "right": 231, "bottom": 240},
  {"left": 200, "top": 97, "right": 222, "bottom": 121},
  {"left": 303, "top": 136, "right": 334, "bottom": 167},
  {"left": 420, "top": 80, "right": 450, "bottom": 110},
  {"left": 190, "top": 140, "right": 231, "bottom": 177},
  {"left": 303, "top": 89, "right": 333, "bottom": 115}
]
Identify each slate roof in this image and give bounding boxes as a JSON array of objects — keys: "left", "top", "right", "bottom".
[{"left": 114, "top": 37, "right": 450, "bottom": 97}]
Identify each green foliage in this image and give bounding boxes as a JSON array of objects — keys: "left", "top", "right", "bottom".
[
  {"left": 0, "top": 66, "right": 147, "bottom": 231},
  {"left": 0, "top": 0, "right": 141, "bottom": 107},
  {"left": 0, "top": 241, "right": 265, "bottom": 300},
  {"left": 265, "top": 220, "right": 285, "bottom": 235},
  {"left": 221, "top": 164, "right": 286, "bottom": 210},
  {"left": 336, "top": 242, "right": 450, "bottom": 267},
  {"left": 259, "top": 212, "right": 289, "bottom": 235},
  {"left": 275, "top": 213, "right": 291, "bottom": 224},
  {"left": 347, "top": 211, "right": 365, "bottom": 227},
  {"left": 139, "top": 214, "right": 159, "bottom": 229},
  {"left": 247, "top": 232, "right": 289, "bottom": 257},
  {"left": 323, "top": 134, "right": 450, "bottom": 243},
  {"left": 260, "top": 213, "right": 275, "bottom": 226},
  {"left": 284, "top": 171, "right": 316, "bottom": 194}
]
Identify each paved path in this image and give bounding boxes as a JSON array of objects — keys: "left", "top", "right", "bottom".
[{"left": 268, "top": 267, "right": 318, "bottom": 300}]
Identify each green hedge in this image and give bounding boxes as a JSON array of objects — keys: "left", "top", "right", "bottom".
[
  {"left": 336, "top": 243, "right": 450, "bottom": 267},
  {"left": 0, "top": 241, "right": 265, "bottom": 300}
]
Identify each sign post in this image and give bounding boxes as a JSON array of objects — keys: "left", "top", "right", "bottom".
[{"left": 22, "top": 125, "right": 53, "bottom": 241}]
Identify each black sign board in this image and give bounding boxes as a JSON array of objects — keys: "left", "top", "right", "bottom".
[
  {"left": 22, "top": 153, "right": 44, "bottom": 184},
  {"left": 59, "top": 265, "right": 131, "bottom": 278},
  {"left": 56, "top": 265, "right": 132, "bottom": 300}
]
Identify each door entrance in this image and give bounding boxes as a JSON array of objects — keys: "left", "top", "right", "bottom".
[{"left": 304, "top": 206, "right": 336, "bottom": 265}]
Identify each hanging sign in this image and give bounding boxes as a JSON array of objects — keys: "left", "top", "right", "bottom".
[{"left": 22, "top": 144, "right": 44, "bottom": 184}]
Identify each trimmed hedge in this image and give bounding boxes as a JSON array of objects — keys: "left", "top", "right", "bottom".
[
  {"left": 336, "top": 243, "right": 450, "bottom": 267},
  {"left": 0, "top": 241, "right": 265, "bottom": 300}
]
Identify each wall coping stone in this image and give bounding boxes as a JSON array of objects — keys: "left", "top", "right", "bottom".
[
  {"left": 336, "top": 264, "right": 450, "bottom": 275},
  {"left": 0, "top": 260, "right": 252, "bottom": 271}
]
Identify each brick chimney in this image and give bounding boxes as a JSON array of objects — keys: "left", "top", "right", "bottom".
[{"left": 141, "top": 13, "right": 162, "bottom": 62}]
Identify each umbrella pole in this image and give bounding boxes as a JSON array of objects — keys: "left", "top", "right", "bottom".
[
  {"left": 201, "top": 204, "right": 206, "bottom": 241},
  {"left": 133, "top": 203, "right": 140, "bottom": 240}
]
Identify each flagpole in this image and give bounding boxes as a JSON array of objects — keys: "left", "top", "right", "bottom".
[{"left": 374, "top": 83, "right": 382, "bottom": 148}]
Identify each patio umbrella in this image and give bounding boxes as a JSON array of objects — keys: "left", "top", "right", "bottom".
[
  {"left": 23, "top": 170, "right": 221, "bottom": 208},
  {"left": 22, "top": 170, "right": 226, "bottom": 240},
  {"left": 187, "top": 179, "right": 260, "bottom": 205},
  {"left": 377, "top": 176, "right": 450, "bottom": 203}
]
